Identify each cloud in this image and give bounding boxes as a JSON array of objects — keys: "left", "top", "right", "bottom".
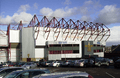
[
  {"left": 39, "top": 0, "right": 102, "bottom": 21},
  {"left": 80, "top": 16, "right": 91, "bottom": 21},
  {"left": 17, "top": 4, "right": 30, "bottom": 12},
  {"left": 40, "top": 7, "right": 79, "bottom": 18},
  {"left": 94, "top": 5, "right": 120, "bottom": 25},
  {"left": 0, "top": 12, "right": 33, "bottom": 24},
  {"left": 106, "top": 26, "right": 120, "bottom": 46},
  {"left": 84, "top": 0, "right": 93, "bottom": 5},
  {"left": 64, "top": 0, "right": 71, "bottom": 5},
  {"left": 0, "top": 4, "right": 33, "bottom": 24},
  {"left": 34, "top": 3, "right": 38, "bottom": 9}
]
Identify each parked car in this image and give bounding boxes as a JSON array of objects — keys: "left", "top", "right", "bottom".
[
  {"left": 69, "top": 60, "right": 76, "bottom": 67},
  {"left": 4, "top": 68, "right": 50, "bottom": 78},
  {"left": 94, "top": 57, "right": 109, "bottom": 67},
  {"left": 61, "top": 60, "right": 73, "bottom": 67},
  {"left": 49, "top": 61, "right": 63, "bottom": 67},
  {"left": 0, "top": 67, "right": 25, "bottom": 78},
  {"left": 32, "top": 71, "right": 93, "bottom": 78},
  {"left": 74, "top": 59, "right": 90, "bottom": 67},
  {"left": 114, "top": 59, "right": 120, "bottom": 68},
  {"left": 41, "top": 61, "right": 54, "bottom": 67},
  {"left": 105, "top": 58, "right": 114, "bottom": 65},
  {"left": 17, "top": 62, "right": 26, "bottom": 67},
  {"left": 22, "top": 62, "right": 37, "bottom": 69}
]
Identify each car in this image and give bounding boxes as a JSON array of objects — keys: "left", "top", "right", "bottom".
[
  {"left": 32, "top": 71, "right": 93, "bottom": 78},
  {"left": 74, "top": 59, "right": 90, "bottom": 67},
  {"left": 114, "top": 59, "right": 120, "bottom": 68},
  {"left": 22, "top": 62, "right": 37, "bottom": 69},
  {"left": 94, "top": 57, "right": 109, "bottom": 67},
  {"left": 61, "top": 60, "right": 73, "bottom": 67},
  {"left": 4, "top": 68, "right": 50, "bottom": 78},
  {"left": 49, "top": 61, "right": 63, "bottom": 67},
  {"left": 0, "top": 67, "right": 25, "bottom": 78},
  {"left": 69, "top": 60, "right": 76, "bottom": 67},
  {"left": 41, "top": 61, "right": 54, "bottom": 67},
  {"left": 17, "top": 62, "right": 26, "bottom": 67},
  {"left": 105, "top": 58, "right": 114, "bottom": 65}
]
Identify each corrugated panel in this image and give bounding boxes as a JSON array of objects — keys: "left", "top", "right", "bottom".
[{"left": 21, "top": 27, "right": 35, "bottom": 58}]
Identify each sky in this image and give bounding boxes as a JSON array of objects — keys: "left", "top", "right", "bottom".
[{"left": 0, "top": 0, "right": 120, "bottom": 46}]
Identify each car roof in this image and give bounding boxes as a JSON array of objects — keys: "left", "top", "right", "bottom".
[
  {"left": 0, "top": 67, "right": 24, "bottom": 70},
  {"left": 33, "top": 71, "right": 89, "bottom": 78}
]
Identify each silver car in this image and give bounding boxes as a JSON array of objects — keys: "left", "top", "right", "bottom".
[
  {"left": 32, "top": 71, "right": 93, "bottom": 78},
  {"left": 22, "top": 62, "right": 37, "bottom": 69},
  {"left": 0, "top": 67, "right": 25, "bottom": 78},
  {"left": 4, "top": 68, "right": 50, "bottom": 78}
]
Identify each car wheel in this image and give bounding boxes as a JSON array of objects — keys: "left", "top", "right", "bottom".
[
  {"left": 56, "top": 64, "right": 59, "bottom": 67},
  {"left": 107, "top": 63, "right": 109, "bottom": 66}
]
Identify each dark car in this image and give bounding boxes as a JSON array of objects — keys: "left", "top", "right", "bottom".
[
  {"left": 94, "top": 57, "right": 110, "bottom": 67},
  {"left": 4, "top": 68, "right": 50, "bottom": 78},
  {"left": 17, "top": 62, "right": 26, "bottom": 67},
  {"left": 114, "top": 59, "right": 120, "bottom": 68},
  {"left": 0, "top": 67, "right": 25, "bottom": 78}
]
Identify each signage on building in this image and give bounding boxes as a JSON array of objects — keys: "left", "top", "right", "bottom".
[{"left": 58, "top": 41, "right": 67, "bottom": 44}]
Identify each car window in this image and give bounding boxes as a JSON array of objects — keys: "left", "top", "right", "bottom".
[
  {"left": 20, "top": 72, "right": 29, "bottom": 78},
  {"left": 31, "top": 71, "right": 45, "bottom": 77},
  {"left": 0, "top": 69, "right": 6, "bottom": 76}
]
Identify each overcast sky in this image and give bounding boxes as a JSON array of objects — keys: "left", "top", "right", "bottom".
[{"left": 0, "top": 0, "right": 120, "bottom": 46}]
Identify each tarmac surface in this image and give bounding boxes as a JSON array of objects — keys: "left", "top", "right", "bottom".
[{"left": 37, "top": 66, "right": 120, "bottom": 78}]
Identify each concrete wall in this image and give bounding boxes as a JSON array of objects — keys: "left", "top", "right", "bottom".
[
  {"left": 35, "top": 48, "right": 44, "bottom": 60},
  {"left": 35, "top": 27, "right": 106, "bottom": 46},
  {"left": 10, "top": 30, "right": 20, "bottom": 43},
  {"left": 21, "top": 27, "right": 35, "bottom": 58},
  {"left": 0, "top": 50, "right": 7, "bottom": 63},
  {"left": 0, "top": 36, "right": 8, "bottom": 46},
  {"left": 94, "top": 52, "right": 104, "bottom": 57},
  {"left": 10, "top": 48, "right": 20, "bottom": 62}
]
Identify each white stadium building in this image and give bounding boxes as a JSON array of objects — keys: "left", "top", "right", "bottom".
[{"left": 0, "top": 15, "right": 110, "bottom": 62}]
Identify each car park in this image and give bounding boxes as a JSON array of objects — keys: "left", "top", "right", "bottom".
[
  {"left": 32, "top": 71, "right": 93, "bottom": 78},
  {"left": 114, "top": 59, "right": 120, "bottom": 68},
  {"left": 22, "top": 62, "right": 37, "bottom": 69},
  {"left": 0, "top": 67, "right": 25, "bottom": 78},
  {"left": 4, "top": 68, "right": 50, "bottom": 78}
]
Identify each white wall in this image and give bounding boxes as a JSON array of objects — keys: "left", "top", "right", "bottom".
[
  {"left": 35, "top": 27, "right": 106, "bottom": 46},
  {"left": 0, "top": 50, "right": 7, "bottom": 63},
  {"left": 94, "top": 52, "right": 104, "bottom": 57},
  {"left": 0, "top": 36, "right": 8, "bottom": 46},
  {"left": 35, "top": 48, "right": 44, "bottom": 59},
  {"left": 10, "top": 30, "right": 20, "bottom": 43},
  {"left": 9, "top": 48, "right": 20, "bottom": 62}
]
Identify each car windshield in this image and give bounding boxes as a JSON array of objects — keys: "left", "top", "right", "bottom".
[
  {"left": 79, "top": 60, "right": 85, "bottom": 62},
  {"left": 47, "top": 61, "right": 53, "bottom": 63},
  {"left": 4, "top": 71, "right": 20, "bottom": 78}
]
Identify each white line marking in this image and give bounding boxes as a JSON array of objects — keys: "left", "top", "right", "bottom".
[{"left": 106, "top": 72, "right": 115, "bottom": 78}]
